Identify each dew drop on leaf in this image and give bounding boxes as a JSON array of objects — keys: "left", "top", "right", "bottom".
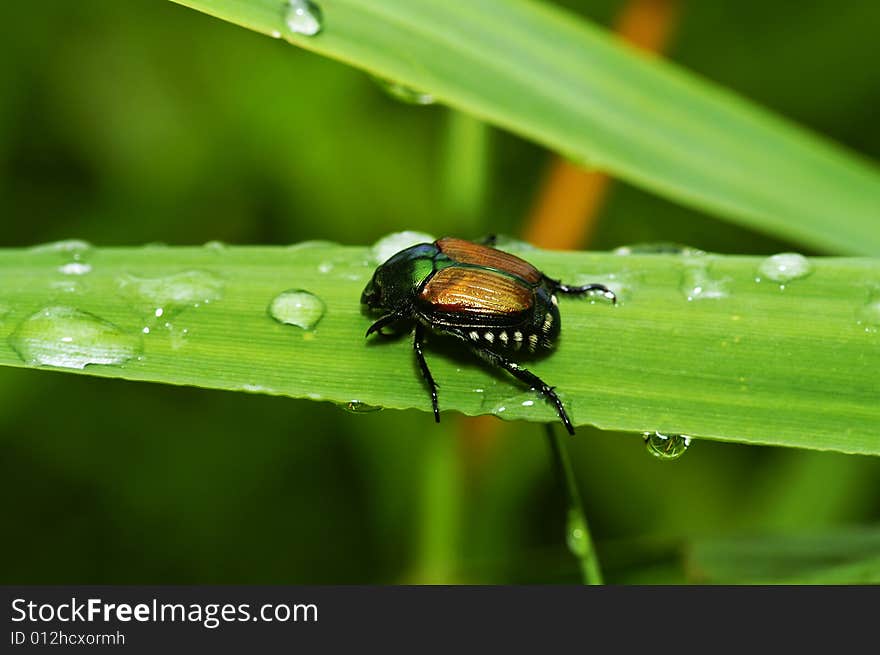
[
  {"left": 283, "top": 0, "right": 323, "bottom": 37},
  {"left": 371, "top": 231, "right": 436, "bottom": 265},
  {"left": 857, "top": 287, "right": 880, "bottom": 333},
  {"left": 644, "top": 431, "right": 692, "bottom": 461},
  {"left": 268, "top": 289, "right": 326, "bottom": 330},
  {"left": 9, "top": 306, "right": 142, "bottom": 370},
  {"left": 756, "top": 253, "right": 812, "bottom": 287},
  {"left": 342, "top": 400, "right": 382, "bottom": 413},
  {"left": 371, "top": 76, "right": 435, "bottom": 105}
]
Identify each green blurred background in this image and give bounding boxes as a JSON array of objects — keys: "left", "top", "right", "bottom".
[{"left": 2, "top": 0, "right": 879, "bottom": 583}]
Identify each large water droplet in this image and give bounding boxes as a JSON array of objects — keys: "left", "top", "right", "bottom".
[
  {"left": 371, "top": 231, "right": 436, "bottom": 264},
  {"left": 756, "top": 253, "right": 812, "bottom": 286},
  {"left": 680, "top": 261, "right": 730, "bottom": 301},
  {"left": 283, "top": 0, "right": 323, "bottom": 37},
  {"left": 371, "top": 77, "right": 435, "bottom": 105},
  {"left": 268, "top": 289, "right": 325, "bottom": 330},
  {"left": 565, "top": 510, "right": 590, "bottom": 558},
  {"left": 644, "top": 431, "right": 691, "bottom": 461},
  {"left": 857, "top": 287, "right": 880, "bottom": 333},
  {"left": 342, "top": 400, "right": 382, "bottom": 413},
  {"left": 9, "top": 306, "right": 141, "bottom": 369},
  {"left": 119, "top": 270, "right": 225, "bottom": 317}
]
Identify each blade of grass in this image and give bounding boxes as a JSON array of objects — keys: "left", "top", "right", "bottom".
[
  {"left": 687, "top": 528, "right": 880, "bottom": 583},
  {"left": 0, "top": 242, "right": 877, "bottom": 454},
  {"left": 545, "top": 424, "right": 603, "bottom": 584},
  {"left": 168, "top": 0, "right": 880, "bottom": 254}
]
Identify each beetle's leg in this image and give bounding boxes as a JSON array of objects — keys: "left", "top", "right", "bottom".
[
  {"left": 413, "top": 323, "right": 440, "bottom": 423},
  {"left": 477, "top": 233, "right": 498, "bottom": 247},
  {"left": 551, "top": 280, "right": 616, "bottom": 305},
  {"left": 365, "top": 312, "right": 405, "bottom": 339},
  {"left": 469, "top": 346, "right": 575, "bottom": 435}
]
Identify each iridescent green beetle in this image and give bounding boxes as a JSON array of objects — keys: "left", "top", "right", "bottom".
[{"left": 361, "top": 237, "right": 616, "bottom": 434}]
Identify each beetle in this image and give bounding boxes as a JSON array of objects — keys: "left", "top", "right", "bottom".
[{"left": 361, "top": 237, "right": 616, "bottom": 435}]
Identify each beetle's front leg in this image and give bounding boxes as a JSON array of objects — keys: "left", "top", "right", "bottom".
[
  {"left": 549, "top": 278, "right": 617, "bottom": 305},
  {"left": 468, "top": 345, "right": 575, "bottom": 436},
  {"left": 413, "top": 323, "right": 440, "bottom": 422},
  {"left": 365, "top": 312, "right": 407, "bottom": 339}
]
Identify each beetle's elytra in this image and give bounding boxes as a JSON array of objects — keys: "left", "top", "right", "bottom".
[{"left": 361, "top": 236, "right": 616, "bottom": 435}]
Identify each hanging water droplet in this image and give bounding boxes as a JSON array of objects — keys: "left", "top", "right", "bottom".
[
  {"left": 371, "top": 76, "right": 435, "bottom": 105},
  {"left": 268, "top": 289, "right": 325, "bottom": 330},
  {"left": 680, "top": 261, "right": 730, "bottom": 301},
  {"left": 371, "top": 231, "right": 436, "bottom": 264},
  {"left": 119, "top": 270, "right": 224, "bottom": 317},
  {"left": 9, "top": 306, "right": 142, "bottom": 369},
  {"left": 857, "top": 288, "right": 880, "bottom": 333},
  {"left": 756, "top": 253, "right": 812, "bottom": 286},
  {"left": 343, "top": 400, "right": 382, "bottom": 413},
  {"left": 614, "top": 242, "right": 704, "bottom": 256},
  {"left": 565, "top": 510, "right": 590, "bottom": 558},
  {"left": 644, "top": 431, "right": 692, "bottom": 461},
  {"left": 283, "top": 0, "right": 323, "bottom": 37}
]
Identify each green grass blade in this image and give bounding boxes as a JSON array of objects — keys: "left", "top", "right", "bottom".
[
  {"left": 1, "top": 242, "right": 877, "bottom": 455},
  {"left": 167, "top": 0, "right": 880, "bottom": 254},
  {"left": 687, "top": 528, "right": 880, "bottom": 583}
]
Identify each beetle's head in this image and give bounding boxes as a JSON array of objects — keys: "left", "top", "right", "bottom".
[{"left": 361, "top": 243, "right": 438, "bottom": 313}]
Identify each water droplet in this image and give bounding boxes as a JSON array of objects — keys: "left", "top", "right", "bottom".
[
  {"left": 9, "top": 306, "right": 142, "bottom": 369},
  {"left": 565, "top": 510, "right": 590, "bottom": 558},
  {"left": 32, "top": 239, "right": 92, "bottom": 259},
  {"left": 483, "top": 390, "right": 560, "bottom": 422},
  {"left": 857, "top": 287, "right": 880, "bottom": 333},
  {"left": 488, "top": 235, "right": 538, "bottom": 253},
  {"left": 286, "top": 240, "right": 337, "bottom": 252},
  {"left": 58, "top": 262, "right": 92, "bottom": 276},
  {"left": 569, "top": 271, "right": 636, "bottom": 305},
  {"left": 680, "top": 261, "right": 730, "bottom": 301},
  {"left": 203, "top": 240, "right": 226, "bottom": 252},
  {"left": 371, "top": 76, "right": 435, "bottom": 105},
  {"left": 343, "top": 400, "right": 382, "bottom": 413},
  {"left": 119, "top": 270, "right": 224, "bottom": 317},
  {"left": 371, "top": 231, "right": 436, "bottom": 265},
  {"left": 49, "top": 279, "right": 83, "bottom": 294},
  {"left": 241, "top": 383, "right": 273, "bottom": 393},
  {"left": 268, "top": 289, "right": 325, "bottom": 330},
  {"left": 756, "top": 253, "right": 812, "bottom": 286},
  {"left": 283, "top": 0, "right": 322, "bottom": 37},
  {"left": 643, "top": 431, "right": 691, "bottom": 461},
  {"left": 317, "top": 262, "right": 334, "bottom": 274},
  {"left": 614, "top": 242, "right": 704, "bottom": 256}
]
